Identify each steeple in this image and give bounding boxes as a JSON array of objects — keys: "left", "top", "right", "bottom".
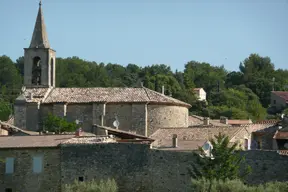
[
  {"left": 24, "top": 0, "right": 56, "bottom": 88},
  {"left": 29, "top": 1, "right": 50, "bottom": 48}
]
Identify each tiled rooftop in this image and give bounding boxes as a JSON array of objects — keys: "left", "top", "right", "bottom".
[
  {"left": 20, "top": 87, "right": 190, "bottom": 107},
  {"left": 0, "top": 135, "right": 74, "bottom": 148},
  {"left": 0, "top": 135, "right": 117, "bottom": 148},
  {"left": 150, "top": 127, "right": 243, "bottom": 151},
  {"left": 272, "top": 91, "right": 288, "bottom": 101}
]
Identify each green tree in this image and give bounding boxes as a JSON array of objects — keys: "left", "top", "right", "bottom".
[
  {"left": 43, "top": 113, "right": 79, "bottom": 133},
  {"left": 0, "top": 99, "right": 12, "bottom": 121},
  {"left": 239, "top": 54, "right": 275, "bottom": 107},
  {"left": 0, "top": 55, "right": 22, "bottom": 103},
  {"left": 189, "top": 133, "right": 251, "bottom": 182}
]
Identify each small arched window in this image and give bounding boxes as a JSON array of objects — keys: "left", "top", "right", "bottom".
[
  {"left": 32, "top": 57, "right": 41, "bottom": 85},
  {"left": 50, "top": 58, "right": 54, "bottom": 86}
]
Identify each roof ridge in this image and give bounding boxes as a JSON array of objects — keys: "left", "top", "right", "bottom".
[{"left": 143, "top": 87, "right": 191, "bottom": 106}]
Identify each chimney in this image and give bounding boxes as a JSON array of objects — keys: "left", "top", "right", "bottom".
[
  {"left": 220, "top": 116, "right": 228, "bottom": 124},
  {"left": 172, "top": 134, "right": 178, "bottom": 148},
  {"left": 162, "top": 85, "right": 165, "bottom": 95},
  {"left": 203, "top": 117, "right": 210, "bottom": 125}
]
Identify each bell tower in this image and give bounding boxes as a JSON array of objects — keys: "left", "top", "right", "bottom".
[{"left": 24, "top": 1, "right": 56, "bottom": 88}]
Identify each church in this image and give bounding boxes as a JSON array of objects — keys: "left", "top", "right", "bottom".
[{"left": 14, "top": 2, "right": 190, "bottom": 136}]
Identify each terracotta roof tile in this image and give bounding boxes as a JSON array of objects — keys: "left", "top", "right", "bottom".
[
  {"left": 42, "top": 87, "right": 190, "bottom": 107},
  {"left": 272, "top": 91, "right": 288, "bottom": 101},
  {"left": 278, "top": 150, "right": 288, "bottom": 156},
  {"left": 188, "top": 116, "right": 204, "bottom": 126},
  {"left": 249, "top": 123, "right": 278, "bottom": 133},
  {"left": 151, "top": 127, "right": 243, "bottom": 151},
  {"left": 273, "top": 131, "right": 288, "bottom": 139},
  {"left": 255, "top": 120, "right": 280, "bottom": 124},
  {"left": 0, "top": 135, "right": 74, "bottom": 148},
  {"left": 228, "top": 120, "right": 252, "bottom": 125}
]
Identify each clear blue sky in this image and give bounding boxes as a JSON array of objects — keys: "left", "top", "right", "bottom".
[{"left": 0, "top": 0, "right": 287, "bottom": 72}]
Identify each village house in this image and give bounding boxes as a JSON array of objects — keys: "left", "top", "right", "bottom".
[
  {"left": 188, "top": 115, "right": 252, "bottom": 127},
  {"left": 0, "top": 130, "right": 153, "bottom": 192},
  {"left": 193, "top": 88, "right": 206, "bottom": 101},
  {"left": 14, "top": 2, "right": 191, "bottom": 137},
  {"left": 270, "top": 91, "right": 288, "bottom": 112},
  {"left": 150, "top": 126, "right": 251, "bottom": 151}
]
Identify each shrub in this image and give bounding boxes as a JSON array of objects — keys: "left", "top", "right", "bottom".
[
  {"left": 189, "top": 133, "right": 251, "bottom": 181},
  {"left": 0, "top": 99, "right": 11, "bottom": 121},
  {"left": 191, "top": 178, "right": 288, "bottom": 192},
  {"left": 63, "top": 178, "right": 118, "bottom": 192},
  {"left": 42, "top": 113, "right": 79, "bottom": 133}
]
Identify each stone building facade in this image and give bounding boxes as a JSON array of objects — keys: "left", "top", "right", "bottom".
[
  {"left": 0, "top": 135, "right": 71, "bottom": 192},
  {"left": 14, "top": 3, "right": 190, "bottom": 136},
  {"left": 1, "top": 135, "right": 288, "bottom": 192}
]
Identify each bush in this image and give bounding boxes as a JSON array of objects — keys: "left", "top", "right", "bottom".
[
  {"left": 0, "top": 99, "right": 11, "bottom": 121},
  {"left": 63, "top": 178, "right": 118, "bottom": 192},
  {"left": 42, "top": 113, "right": 79, "bottom": 133},
  {"left": 191, "top": 178, "right": 288, "bottom": 192}
]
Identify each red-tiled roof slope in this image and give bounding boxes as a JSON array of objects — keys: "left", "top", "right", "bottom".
[{"left": 272, "top": 91, "right": 288, "bottom": 101}]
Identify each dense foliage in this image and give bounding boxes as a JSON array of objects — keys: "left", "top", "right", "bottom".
[
  {"left": 0, "top": 99, "right": 12, "bottom": 121},
  {"left": 63, "top": 178, "right": 118, "bottom": 192},
  {"left": 0, "top": 53, "right": 287, "bottom": 121},
  {"left": 42, "top": 113, "right": 79, "bottom": 133},
  {"left": 191, "top": 178, "right": 288, "bottom": 192},
  {"left": 189, "top": 133, "right": 251, "bottom": 181}
]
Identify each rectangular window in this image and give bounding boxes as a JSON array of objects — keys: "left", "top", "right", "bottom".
[
  {"left": 33, "top": 156, "right": 43, "bottom": 173},
  {"left": 273, "top": 100, "right": 276, "bottom": 104},
  {"left": 5, "top": 157, "right": 14, "bottom": 174}
]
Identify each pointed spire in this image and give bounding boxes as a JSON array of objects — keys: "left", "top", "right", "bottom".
[{"left": 29, "top": 1, "right": 50, "bottom": 48}]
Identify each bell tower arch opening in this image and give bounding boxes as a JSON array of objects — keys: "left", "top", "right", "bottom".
[{"left": 32, "top": 56, "right": 41, "bottom": 85}]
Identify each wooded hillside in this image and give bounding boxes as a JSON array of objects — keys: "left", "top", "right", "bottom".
[{"left": 0, "top": 53, "right": 287, "bottom": 121}]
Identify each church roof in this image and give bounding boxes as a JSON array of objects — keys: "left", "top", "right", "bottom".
[
  {"left": 20, "top": 87, "right": 191, "bottom": 107},
  {"left": 43, "top": 87, "right": 191, "bottom": 107},
  {"left": 29, "top": 2, "right": 50, "bottom": 48}
]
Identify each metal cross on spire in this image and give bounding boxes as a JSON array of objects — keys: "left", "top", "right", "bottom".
[{"left": 39, "top": 0, "right": 42, "bottom": 6}]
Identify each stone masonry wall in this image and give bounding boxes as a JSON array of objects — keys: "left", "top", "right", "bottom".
[
  {"left": 105, "top": 104, "right": 132, "bottom": 132},
  {"left": 14, "top": 104, "right": 26, "bottom": 129},
  {"left": 26, "top": 103, "right": 39, "bottom": 131},
  {"left": 131, "top": 104, "right": 147, "bottom": 136},
  {"left": 0, "top": 148, "right": 61, "bottom": 192},
  {"left": 61, "top": 144, "right": 288, "bottom": 192},
  {"left": 92, "top": 103, "right": 106, "bottom": 126},
  {"left": 66, "top": 104, "right": 93, "bottom": 132},
  {"left": 37, "top": 102, "right": 188, "bottom": 136},
  {"left": 147, "top": 105, "right": 189, "bottom": 136}
]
